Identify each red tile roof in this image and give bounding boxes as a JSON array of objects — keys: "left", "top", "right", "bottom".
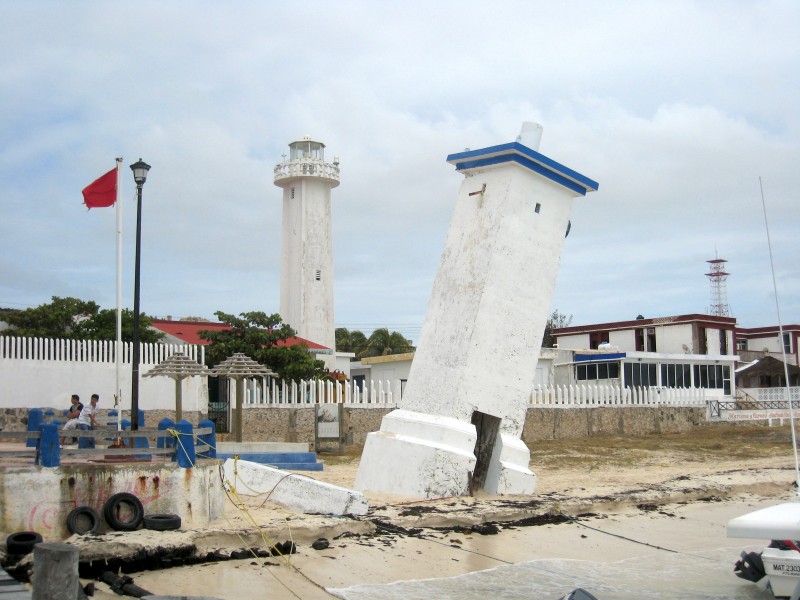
[{"left": 151, "top": 319, "right": 330, "bottom": 351}]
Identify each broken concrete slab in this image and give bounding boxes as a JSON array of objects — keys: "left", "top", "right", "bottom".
[{"left": 221, "top": 458, "right": 368, "bottom": 516}]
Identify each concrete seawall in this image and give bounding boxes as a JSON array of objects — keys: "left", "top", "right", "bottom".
[{"left": 0, "top": 460, "right": 224, "bottom": 540}]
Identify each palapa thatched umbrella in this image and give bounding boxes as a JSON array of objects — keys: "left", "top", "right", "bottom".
[
  {"left": 209, "top": 352, "right": 275, "bottom": 442},
  {"left": 143, "top": 351, "right": 209, "bottom": 421}
]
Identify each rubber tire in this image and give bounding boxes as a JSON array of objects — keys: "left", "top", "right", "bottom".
[
  {"left": 103, "top": 492, "right": 144, "bottom": 531},
  {"left": 66, "top": 506, "right": 101, "bottom": 535},
  {"left": 6, "top": 531, "right": 43, "bottom": 555},
  {"left": 143, "top": 513, "right": 182, "bottom": 531}
]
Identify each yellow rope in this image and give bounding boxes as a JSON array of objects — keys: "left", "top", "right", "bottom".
[
  {"left": 166, "top": 430, "right": 335, "bottom": 597},
  {"left": 220, "top": 456, "right": 335, "bottom": 597}
]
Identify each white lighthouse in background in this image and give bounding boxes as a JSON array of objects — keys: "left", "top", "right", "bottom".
[{"left": 274, "top": 137, "right": 340, "bottom": 368}]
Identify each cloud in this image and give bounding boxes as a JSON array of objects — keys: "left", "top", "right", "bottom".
[{"left": 0, "top": 0, "right": 798, "bottom": 335}]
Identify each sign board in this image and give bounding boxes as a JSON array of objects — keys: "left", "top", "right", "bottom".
[
  {"left": 720, "top": 409, "right": 800, "bottom": 422},
  {"left": 315, "top": 403, "right": 343, "bottom": 453}
]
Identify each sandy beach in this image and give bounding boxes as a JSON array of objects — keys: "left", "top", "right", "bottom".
[{"left": 12, "top": 424, "right": 800, "bottom": 599}]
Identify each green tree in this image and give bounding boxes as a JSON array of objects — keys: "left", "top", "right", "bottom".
[
  {"left": 0, "top": 296, "right": 163, "bottom": 342},
  {"left": 199, "top": 311, "right": 326, "bottom": 382},
  {"left": 358, "top": 328, "right": 415, "bottom": 358},
  {"left": 76, "top": 308, "right": 163, "bottom": 343},
  {"left": 542, "top": 309, "right": 573, "bottom": 348},
  {"left": 0, "top": 296, "right": 99, "bottom": 338},
  {"left": 335, "top": 327, "right": 369, "bottom": 354}
]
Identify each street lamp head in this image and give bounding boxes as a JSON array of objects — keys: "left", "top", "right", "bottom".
[{"left": 130, "top": 159, "right": 151, "bottom": 186}]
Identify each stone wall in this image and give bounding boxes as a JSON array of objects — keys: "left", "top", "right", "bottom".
[
  {"left": 522, "top": 406, "right": 706, "bottom": 443},
  {"left": 228, "top": 406, "right": 709, "bottom": 445},
  {"left": 3, "top": 405, "right": 721, "bottom": 446},
  {"left": 218, "top": 407, "right": 393, "bottom": 445}
]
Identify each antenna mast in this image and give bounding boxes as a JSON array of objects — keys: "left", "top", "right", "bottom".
[{"left": 705, "top": 255, "right": 731, "bottom": 317}]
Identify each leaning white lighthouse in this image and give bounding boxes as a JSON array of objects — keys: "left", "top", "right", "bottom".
[
  {"left": 274, "top": 137, "right": 340, "bottom": 365},
  {"left": 355, "top": 123, "right": 598, "bottom": 499}
]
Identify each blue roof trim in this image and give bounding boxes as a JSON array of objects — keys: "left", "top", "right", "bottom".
[
  {"left": 575, "top": 353, "right": 627, "bottom": 362},
  {"left": 446, "top": 142, "right": 599, "bottom": 196}
]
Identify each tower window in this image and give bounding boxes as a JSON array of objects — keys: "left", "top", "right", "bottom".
[
  {"left": 291, "top": 188, "right": 295, "bottom": 199},
  {"left": 315, "top": 269, "right": 321, "bottom": 281},
  {"left": 534, "top": 203, "right": 541, "bottom": 213}
]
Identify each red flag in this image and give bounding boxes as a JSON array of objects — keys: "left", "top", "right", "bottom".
[{"left": 82, "top": 168, "right": 117, "bottom": 209}]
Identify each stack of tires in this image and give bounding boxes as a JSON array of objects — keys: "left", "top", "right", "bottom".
[
  {"left": 6, "top": 493, "right": 183, "bottom": 553},
  {"left": 65, "top": 493, "right": 181, "bottom": 535}
]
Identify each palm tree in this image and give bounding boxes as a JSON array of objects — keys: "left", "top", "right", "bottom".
[
  {"left": 335, "top": 328, "right": 369, "bottom": 354},
  {"left": 358, "top": 328, "right": 414, "bottom": 358}
]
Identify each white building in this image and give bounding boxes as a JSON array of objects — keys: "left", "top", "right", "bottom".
[
  {"left": 552, "top": 313, "right": 739, "bottom": 397},
  {"left": 274, "top": 137, "right": 340, "bottom": 370},
  {"left": 736, "top": 324, "right": 800, "bottom": 367}
]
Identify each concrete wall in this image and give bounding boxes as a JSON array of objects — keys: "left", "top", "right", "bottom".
[
  {"left": 557, "top": 333, "right": 589, "bottom": 350},
  {"left": 358, "top": 354, "right": 413, "bottom": 400},
  {"left": 0, "top": 461, "right": 224, "bottom": 540},
  {"left": 659, "top": 323, "right": 694, "bottom": 353},
  {"left": 609, "top": 329, "right": 634, "bottom": 349},
  {"left": 706, "top": 327, "right": 722, "bottom": 355},
  {"left": 748, "top": 333, "right": 783, "bottom": 354},
  {"left": 535, "top": 351, "right": 556, "bottom": 387},
  {"left": 0, "top": 351, "right": 208, "bottom": 413}
]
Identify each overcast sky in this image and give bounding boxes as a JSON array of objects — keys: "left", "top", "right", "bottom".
[{"left": 1, "top": 1, "right": 797, "bottom": 342}]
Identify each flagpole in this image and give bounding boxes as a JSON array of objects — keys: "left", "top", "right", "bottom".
[{"left": 115, "top": 157, "right": 123, "bottom": 433}]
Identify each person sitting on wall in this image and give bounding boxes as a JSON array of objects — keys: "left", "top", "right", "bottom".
[
  {"left": 73, "top": 394, "right": 100, "bottom": 449},
  {"left": 77, "top": 394, "right": 99, "bottom": 431},
  {"left": 59, "top": 394, "right": 84, "bottom": 445}
]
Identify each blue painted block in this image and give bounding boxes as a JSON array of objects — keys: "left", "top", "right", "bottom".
[
  {"left": 27, "top": 408, "right": 43, "bottom": 448},
  {"left": 267, "top": 462, "right": 324, "bottom": 471},
  {"left": 174, "top": 420, "right": 195, "bottom": 468},
  {"left": 196, "top": 419, "right": 216, "bottom": 459},
  {"left": 157, "top": 418, "right": 175, "bottom": 449},
  {"left": 216, "top": 451, "right": 323, "bottom": 471},
  {"left": 39, "top": 423, "right": 60, "bottom": 467}
]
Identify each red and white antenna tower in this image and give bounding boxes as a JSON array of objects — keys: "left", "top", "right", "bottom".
[{"left": 705, "top": 255, "right": 731, "bottom": 316}]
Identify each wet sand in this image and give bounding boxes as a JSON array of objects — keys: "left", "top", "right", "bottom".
[{"left": 73, "top": 446, "right": 799, "bottom": 600}]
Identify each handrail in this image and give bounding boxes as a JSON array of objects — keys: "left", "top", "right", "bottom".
[{"left": 0, "top": 425, "right": 215, "bottom": 467}]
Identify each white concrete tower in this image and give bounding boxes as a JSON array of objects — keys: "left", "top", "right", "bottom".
[
  {"left": 355, "top": 124, "right": 598, "bottom": 499},
  {"left": 274, "top": 137, "right": 340, "bottom": 366}
]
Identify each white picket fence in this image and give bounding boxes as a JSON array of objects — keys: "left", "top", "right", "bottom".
[
  {"left": 0, "top": 335, "right": 206, "bottom": 411},
  {"left": 240, "top": 378, "right": 397, "bottom": 407},
  {"left": 530, "top": 383, "right": 707, "bottom": 407},
  {"left": 0, "top": 335, "right": 204, "bottom": 365},
  {"left": 239, "top": 380, "right": 707, "bottom": 408}
]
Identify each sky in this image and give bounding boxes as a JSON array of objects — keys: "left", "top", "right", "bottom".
[{"left": 1, "top": 1, "right": 798, "bottom": 343}]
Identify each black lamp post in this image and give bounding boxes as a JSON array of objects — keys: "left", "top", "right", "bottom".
[{"left": 130, "top": 158, "right": 151, "bottom": 431}]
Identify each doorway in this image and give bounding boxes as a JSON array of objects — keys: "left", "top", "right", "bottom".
[
  {"left": 470, "top": 411, "right": 501, "bottom": 493},
  {"left": 207, "top": 377, "right": 230, "bottom": 434}
]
